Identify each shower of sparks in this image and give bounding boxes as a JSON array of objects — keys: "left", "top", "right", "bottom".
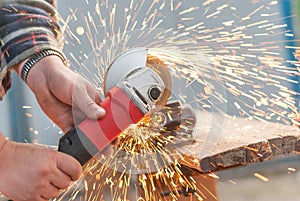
[
  {"left": 288, "top": 167, "right": 296, "bottom": 173},
  {"left": 253, "top": 173, "right": 269, "bottom": 182},
  {"left": 22, "top": 105, "right": 32, "bottom": 109},
  {"left": 56, "top": 0, "right": 300, "bottom": 200},
  {"left": 228, "top": 180, "right": 237, "bottom": 185}
]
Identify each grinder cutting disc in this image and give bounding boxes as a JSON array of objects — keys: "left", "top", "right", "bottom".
[{"left": 103, "top": 48, "right": 172, "bottom": 106}]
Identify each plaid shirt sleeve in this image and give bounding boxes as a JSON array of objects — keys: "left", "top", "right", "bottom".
[{"left": 0, "top": 0, "right": 63, "bottom": 100}]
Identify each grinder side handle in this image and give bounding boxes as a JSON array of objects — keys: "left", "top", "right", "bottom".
[{"left": 58, "top": 126, "right": 95, "bottom": 166}]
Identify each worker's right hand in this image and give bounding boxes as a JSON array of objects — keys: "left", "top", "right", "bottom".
[{"left": 0, "top": 141, "right": 82, "bottom": 201}]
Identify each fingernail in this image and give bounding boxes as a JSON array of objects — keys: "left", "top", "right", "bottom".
[{"left": 96, "top": 107, "right": 106, "bottom": 116}]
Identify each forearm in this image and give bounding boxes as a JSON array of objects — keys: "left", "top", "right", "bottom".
[{"left": 0, "top": 0, "right": 62, "bottom": 99}]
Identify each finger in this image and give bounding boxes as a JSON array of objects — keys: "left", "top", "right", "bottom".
[
  {"left": 37, "top": 196, "right": 48, "bottom": 201},
  {"left": 50, "top": 169, "right": 72, "bottom": 190},
  {"left": 94, "top": 92, "right": 102, "bottom": 105},
  {"left": 73, "top": 79, "right": 105, "bottom": 120},
  {"left": 86, "top": 86, "right": 102, "bottom": 105},
  {"left": 40, "top": 184, "right": 60, "bottom": 200},
  {"left": 56, "top": 152, "right": 82, "bottom": 181},
  {"left": 74, "top": 90, "right": 106, "bottom": 120}
]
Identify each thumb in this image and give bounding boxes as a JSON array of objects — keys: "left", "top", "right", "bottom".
[
  {"left": 77, "top": 94, "right": 106, "bottom": 120},
  {"left": 72, "top": 77, "right": 106, "bottom": 120},
  {"left": 57, "top": 152, "right": 82, "bottom": 181}
]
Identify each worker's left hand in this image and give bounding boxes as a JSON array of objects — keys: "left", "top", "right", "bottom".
[
  {"left": 0, "top": 140, "right": 82, "bottom": 201},
  {"left": 15, "top": 55, "right": 106, "bottom": 133}
]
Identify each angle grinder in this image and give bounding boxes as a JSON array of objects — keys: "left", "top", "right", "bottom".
[{"left": 58, "top": 48, "right": 172, "bottom": 165}]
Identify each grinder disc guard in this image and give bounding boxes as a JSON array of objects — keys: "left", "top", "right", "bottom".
[{"left": 103, "top": 48, "right": 172, "bottom": 107}]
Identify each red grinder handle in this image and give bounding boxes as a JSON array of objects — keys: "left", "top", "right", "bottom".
[{"left": 58, "top": 86, "right": 144, "bottom": 165}]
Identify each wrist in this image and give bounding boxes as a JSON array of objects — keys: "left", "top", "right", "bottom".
[
  {"left": 13, "top": 49, "right": 68, "bottom": 87},
  {"left": 29, "top": 55, "right": 66, "bottom": 92},
  {"left": 14, "top": 54, "right": 68, "bottom": 93},
  {"left": 22, "top": 49, "right": 68, "bottom": 83}
]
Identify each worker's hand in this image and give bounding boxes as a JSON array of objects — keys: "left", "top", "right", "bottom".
[
  {"left": 15, "top": 55, "right": 105, "bottom": 133},
  {"left": 0, "top": 141, "right": 82, "bottom": 201}
]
